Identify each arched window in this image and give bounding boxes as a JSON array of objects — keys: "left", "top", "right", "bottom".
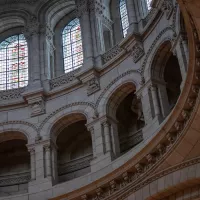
[
  {"left": 146, "top": 0, "right": 152, "bottom": 10},
  {"left": 119, "top": 0, "right": 129, "bottom": 37},
  {"left": 62, "top": 18, "right": 83, "bottom": 73},
  {"left": 0, "top": 34, "right": 28, "bottom": 90}
]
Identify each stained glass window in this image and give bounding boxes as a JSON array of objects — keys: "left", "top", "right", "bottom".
[
  {"left": 62, "top": 18, "right": 83, "bottom": 73},
  {"left": 146, "top": 0, "right": 152, "bottom": 10},
  {"left": 0, "top": 34, "right": 28, "bottom": 91},
  {"left": 119, "top": 0, "right": 129, "bottom": 38}
]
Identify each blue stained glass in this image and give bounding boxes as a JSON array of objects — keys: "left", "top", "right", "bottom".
[
  {"left": 0, "top": 34, "right": 28, "bottom": 90},
  {"left": 62, "top": 18, "right": 83, "bottom": 73},
  {"left": 119, "top": 0, "right": 129, "bottom": 38}
]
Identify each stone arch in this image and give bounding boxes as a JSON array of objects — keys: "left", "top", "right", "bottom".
[
  {"left": 142, "top": 27, "right": 176, "bottom": 81},
  {"left": 0, "top": 9, "right": 29, "bottom": 34},
  {"left": 0, "top": 121, "right": 38, "bottom": 144},
  {"left": 150, "top": 40, "right": 172, "bottom": 80},
  {"left": 50, "top": 113, "right": 87, "bottom": 143},
  {"left": 39, "top": 102, "right": 97, "bottom": 140},
  {"left": 0, "top": 131, "right": 27, "bottom": 144},
  {"left": 105, "top": 82, "right": 136, "bottom": 120},
  {"left": 96, "top": 70, "right": 141, "bottom": 117},
  {"left": 37, "top": 0, "right": 75, "bottom": 29}
]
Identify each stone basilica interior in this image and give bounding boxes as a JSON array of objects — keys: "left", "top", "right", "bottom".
[{"left": 0, "top": 0, "right": 199, "bottom": 200}]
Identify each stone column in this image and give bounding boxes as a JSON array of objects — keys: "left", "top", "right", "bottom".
[
  {"left": 88, "top": 126, "right": 96, "bottom": 158},
  {"left": 137, "top": 87, "right": 154, "bottom": 125},
  {"left": 40, "top": 24, "right": 55, "bottom": 82},
  {"left": 157, "top": 82, "right": 170, "bottom": 118},
  {"left": 77, "top": 1, "right": 94, "bottom": 70},
  {"left": 173, "top": 43, "right": 187, "bottom": 88},
  {"left": 102, "top": 121, "right": 112, "bottom": 153},
  {"left": 29, "top": 148, "right": 36, "bottom": 181},
  {"left": 126, "top": 0, "right": 138, "bottom": 34},
  {"left": 23, "top": 15, "right": 41, "bottom": 88},
  {"left": 44, "top": 145, "right": 52, "bottom": 177},
  {"left": 150, "top": 84, "right": 161, "bottom": 117},
  {"left": 109, "top": 119, "right": 120, "bottom": 157}
]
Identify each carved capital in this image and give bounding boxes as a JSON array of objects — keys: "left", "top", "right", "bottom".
[
  {"left": 161, "top": 0, "right": 173, "bottom": 19},
  {"left": 131, "top": 43, "right": 145, "bottom": 63},
  {"left": 87, "top": 76, "right": 100, "bottom": 96}
]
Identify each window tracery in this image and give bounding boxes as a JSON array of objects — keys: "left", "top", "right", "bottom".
[
  {"left": 62, "top": 18, "right": 83, "bottom": 73},
  {"left": 119, "top": 0, "right": 129, "bottom": 37},
  {"left": 0, "top": 34, "right": 28, "bottom": 91}
]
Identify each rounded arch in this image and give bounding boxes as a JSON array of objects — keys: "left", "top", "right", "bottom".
[
  {"left": 0, "top": 131, "right": 27, "bottom": 144},
  {"left": 39, "top": 102, "right": 96, "bottom": 141},
  {"left": 105, "top": 82, "right": 136, "bottom": 119},
  {"left": 142, "top": 27, "right": 176, "bottom": 81},
  {"left": 37, "top": 0, "right": 75, "bottom": 29},
  {"left": 50, "top": 113, "right": 87, "bottom": 145},
  {"left": 150, "top": 40, "right": 172, "bottom": 80},
  {"left": 0, "top": 9, "right": 29, "bottom": 34},
  {"left": 96, "top": 70, "right": 141, "bottom": 117},
  {"left": 0, "top": 121, "right": 38, "bottom": 144}
]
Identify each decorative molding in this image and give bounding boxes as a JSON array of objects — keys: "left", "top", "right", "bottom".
[
  {"left": 0, "top": 172, "right": 30, "bottom": 186},
  {"left": 102, "top": 45, "right": 123, "bottom": 64},
  {"left": 0, "top": 120, "right": 38, "bottom": 133},
  {"left": 58, "top": 154, "right": 93, "bottom": 175},
  {"left": 22, "top": 88, "right": 46, "bottom": 117},
  {"left": 49, "top": 68, "right": 80, "bottom": 90},
  {"left": 0, "top": 87, "right": 25, "bottom": 101},
  {"left": 161, "top": 0, "right": 174, "bottom": 19},
  {"left": 87, "top": 76, "right": 100, "bottom": 96},
  {"left": 140, "top": 26, "right": 176, "bottom": 81},
  {"left": 95, "top": 70, "right": 140, "bottom": 110},
  {"left": 131, "top": 42, "right": 145, "bottom": 63},
  {"left": 38, "top": 102, "right": 97, "bottom": 132}
]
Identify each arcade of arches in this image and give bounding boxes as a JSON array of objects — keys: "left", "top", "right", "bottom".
[{"left": 0, "top": 0, "right": 199, "bottom": 200}]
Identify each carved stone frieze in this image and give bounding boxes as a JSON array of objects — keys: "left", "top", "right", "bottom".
[
  {"left": 161, "top": 0, "right": 173, "bottom": 19},
  {"left": 22, "top": 89, "right": 46, "bottom": 117},
  {"left": 23, "top": 15, "right": 41, "bottom": 39},
  {"left": 87, "top": 76, "right": 100, "bottom": 96},
  {"left": 0, "top": 172, "right": 31, "bottom": 186},
  {"left": 49, "top": 68, "right": 80, "bottom": 90},
  {"left": 76, "top": 0, "right": 105, "bottom": 17},
  {"left": 0, "top": 87, "right": 25, "bottom": 101},
  {"left": 102, "top": 44, "right": 123, "bottom": 63},
  {"left": 131, "top": 42, "right": 145, "bottom": 63}
]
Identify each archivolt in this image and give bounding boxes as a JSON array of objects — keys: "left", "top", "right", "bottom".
[
  {"left": 0, "top": 121, "right": 38, "bottom": 144},
  {"left": 96, "top": 70, "right": 140, "bottom": 118},
  {"left": 141, "top": 26, "right": 176, "bottom": 81},
  {"left": 39, "top": 102, "right": 97, "bottom": 139}
]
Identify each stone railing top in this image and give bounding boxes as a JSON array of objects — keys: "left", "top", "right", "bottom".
[
  {"left": 0, "top": 87, "right": 26, "bottom": 101},
  {"left": 0, "top": 171, "right": 30, "bottom": 186},
  {"left": 49, "top": 68, "right": 81, "bottom": 90}
]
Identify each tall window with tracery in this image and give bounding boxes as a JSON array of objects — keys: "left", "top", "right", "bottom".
[
  {"left": 62, "top": 18, "right": 83, "bottom": 73},
  {"left": 119, "top": 0, "right": 129, "bottom": 37},
  {"left": 0, "top": 34, "right": 28, "bottom": 91},
  {"left": 146, "top": 0, "right": 152, "bottom": 10}
]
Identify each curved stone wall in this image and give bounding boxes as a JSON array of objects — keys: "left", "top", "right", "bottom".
[{"left": 0, "top": 0, "right": 198, "bottom": 199}]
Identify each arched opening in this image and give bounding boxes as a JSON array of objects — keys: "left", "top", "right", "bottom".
[
  {"left": 151, "top": 41, "right": 183, "bottom": 119},
  {"left": 164, "top": 54, "right": 182, "bottom": 110},
  {"left": 53, "top": 114, "right": 93, "bottom": 183},
  {"left": 107, "top": 83, "right": 144, "bottom": 154},
  {"left": 0, "top": 132, "right": 30, "bottom": 197}
]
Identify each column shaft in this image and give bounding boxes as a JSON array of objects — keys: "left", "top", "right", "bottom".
[
  {"left": 151, "top": 85, "right": 161, "bottom": 117},
  {"left": 103, "top": 122, "right": 112, "bottom": 153}
]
